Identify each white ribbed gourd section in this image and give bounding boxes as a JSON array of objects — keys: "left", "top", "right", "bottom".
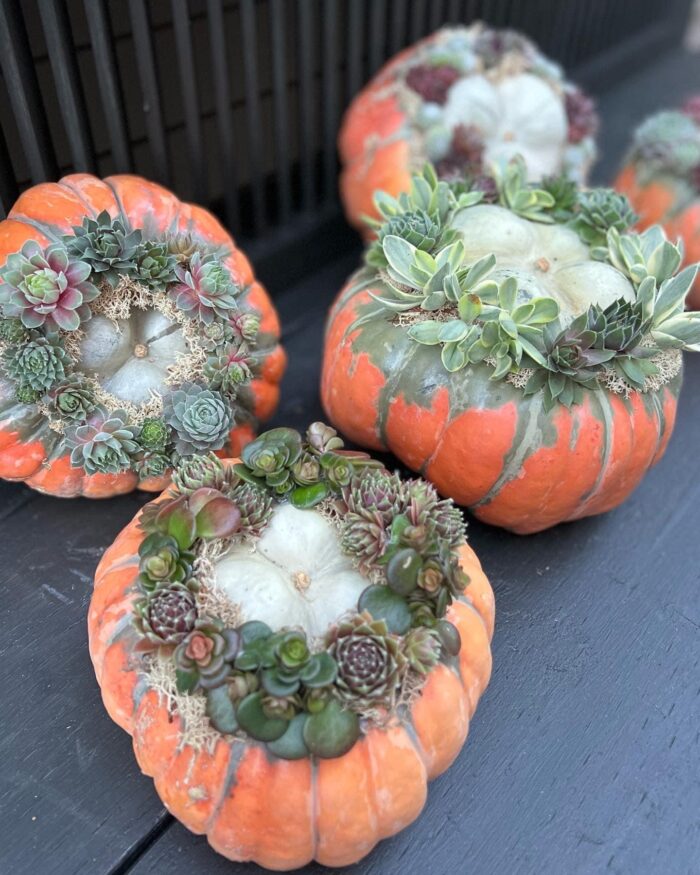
[
  {"left": 441, "top": 73, "right": 569, "bottom": 181},
  {"left": 452, "top": 204, "right": 636, "bottom": 321},
  {"left": 214, "top": 504, "right": 369, "bottom": 639},
  {"left": 79, "top": 310, "right": 187, "bottom": 405}
]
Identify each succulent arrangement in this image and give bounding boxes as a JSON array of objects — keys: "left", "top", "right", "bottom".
[
  {"left": 0, "top": 210, "right": 263, "bottom": 480},
  {"left": 356, "top": 162, "right": 700, "bottom": 410},
  {"left": 624, "top": 98, "right": 700, "bottom": 192},
  {"left": 399, "top": 25, "right": 598, "bottom": 183},
  {"left": 132, "top": 423, "right": 469, "bottom": 759}
]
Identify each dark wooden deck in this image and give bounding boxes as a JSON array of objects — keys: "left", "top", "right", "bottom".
[{"left": 1, "top": 48, "right": 699, "bottom": 875}]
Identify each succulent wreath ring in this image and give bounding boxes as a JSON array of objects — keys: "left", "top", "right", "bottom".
[
  {"left": 119, "top": 422, "right": 488, "bottom": 760},
  {"left": 0, "top": 174, "right": 284, "bottom": 497}
]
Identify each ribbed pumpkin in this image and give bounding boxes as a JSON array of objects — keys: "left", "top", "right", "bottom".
[
  {"left": 615, "top": 98, "right": 700, "bottom": 309},
  {"left": 321, "top": 165, "right": 700, "bottom": 534},
  {"left": 0, "top": 174, "right": 285, "bottom": 498},
  {"left": 339, "top": 23, "right": 598, "bottom": 236},
  {"left": 88, "top": 445, "right": 494, "bottom": 870}
]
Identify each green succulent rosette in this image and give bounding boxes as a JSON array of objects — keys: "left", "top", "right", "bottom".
[{"left": 131, "top": 424, "right": 471, "bottom": 761}]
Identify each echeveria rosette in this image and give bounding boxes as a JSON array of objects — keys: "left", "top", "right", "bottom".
[
  {"left": 174, "top": 617, "right": 240, "bottom": 692},
  {"left": 403, "top": 626, "right": 443, "bottom": 674},
  {"left": 137, "top": 531, "right": 194, "bottom": 592},
  {"left": 136, "top": 452, "right": 173, "bottom": 482},
  {"left": 229, "top": 483, "right": 274, "bottom": 536},
  {"left": 204, "top": 342, "right": 254, "bottom": 395},
  {"left": 171, "top": 252, "right": 240, "bottom": 323},
  {"left": 171, "top": 452, "right": 238, "bottom": 495},
  {"left": 4, "top": 333, "right": 70, "bottom": 393},
  {"left": 238, "top": 427, "right": 303, "bottom": 495},
  {"left": 138, "top": 417, "right": 170, "bottom": 453},
  {"left": 66, "top": 409, "right": 140, "bottom": 475},
  {"left": 135, "top": 241, "right": 179, "bottom": 288},
  {"left": 570, "top": 189, "right": 637, "bottom": 249},
  {"left": 326, "top": 613, "right": 407, "bottom": 711},
  {"left": 0, "top": 241, "right": 99, "bottom": 331},
  {"left": 163, "top": 382, "right": 233, "bottom": 456},
  {"left": 342, "top": 469, "right": 407, "bottom": 524},
  {"left": 0, "top": 317, "right": 28, "bottom": 344},
  {"left": 64, "top": 210, "right": 142, "bottom": 287},
  {"left": 134, "top": 581, "right": 198, "bottom": 645},
  {"left": 47, "top": 378, "right": 97, "bottom": 422}
]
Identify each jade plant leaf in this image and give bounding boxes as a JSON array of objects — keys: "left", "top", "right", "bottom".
[
  {"left": 386, "top": 547, "right": 422, "bottom": 595},
  {"left": 303, "top": 699, "right": 360, "bottom": 759},
  {"left": 266, "top": 714, "right": 310, "bottom": 760},
  {"left": 299, "top": 652, "right": 338, "bottom": 688},
  {"left": 205, "top": 685, "right": 238, "bottom": 734},
  {"left": 290, "top": 482, "right": 329, "bottom": 508},
  {"left": 358, "top": 584, "right": 411, "bottom": 634},
  {"left": 236, "top": 692, "right": 289, "bottom": 742}
]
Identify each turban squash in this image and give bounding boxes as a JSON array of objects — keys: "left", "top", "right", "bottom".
[
  {"left": 88, "top": 430, "right": 494, "bottom": 870},
  {"left": 321, "top": 164, "right": 700, "bottom": 534},
  {"left": 615, "top": 98, "right": 700, "bottom": 309},
  {"left": 339, "top": 23, "right": 598, "bottom": 235},
  {"left": 0, "top": 173, "right": 285, "bottom": 498}
]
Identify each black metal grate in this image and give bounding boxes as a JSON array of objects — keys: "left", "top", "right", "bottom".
[{"left": 0, "top": 0, "right": 693, "bottom": 287}]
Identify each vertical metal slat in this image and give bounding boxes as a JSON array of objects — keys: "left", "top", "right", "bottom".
[
  {"left": 369, "top": 0, "right": 387, "bottom": 74},
  {"left": 297, "top": 0, "right": 316, "bottom": 212},
  {"left": 83, "top": 0, "right": 132, "bottom": 173},
  {"left": 0, "top": 0, "right": 58, "bottom": 182},
  {"left": 171, "top": 0, "right": 206, "bottom": 203},
  {"left": 240, "top": 0, "right": 266, "bottom": 232},
  {"left": 128, "top": 0, "right": 170, "bottom": 183},
  {"left": 389, "top": 0, "right": 408, "bottom": 55},
  {"left": 0, "top": 121, "right": 19, "bottom": 218},
  {"left": 430, "top": 0, "right": 445, "bottom": 31},
  {"left": 347, "top": 0, "right": 364, "bottom": 102},
  {"left": 322, "top": 0, "right": 338, "bottom": 203},
  {"left": 270, "top": 0, "right": 292, "bottom": 223},
  {"left": 206, "top": 0, "right": 239, "bottom": 231},
  {"left": 38, "top": 0, "right": 96, "bottom": 173},
  {"left": 410, "top": 0, "right": 427, "bottom": 42}
]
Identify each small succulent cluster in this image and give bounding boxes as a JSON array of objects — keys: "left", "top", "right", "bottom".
[
  {"left": 628, "top": 102, "right": 700, "bottom": 190},
  {"left": 0, "top": 209, "right": 261, "bottom": 478},
  {"left": 133, "top": 425, "right": 470, "bottom": 760},
  {"left": 362, "top": 162, "right": 700, "bottom": 406},
  {"left": 234, "top": 422, "right": 384, "bottom": 509},
  {"left": 400, "top": 26, "right": 597, "bottom": 184}
]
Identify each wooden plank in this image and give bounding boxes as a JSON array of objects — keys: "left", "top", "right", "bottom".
[{"left": 0, "top": 488, "right": 169, "bottom": 873}]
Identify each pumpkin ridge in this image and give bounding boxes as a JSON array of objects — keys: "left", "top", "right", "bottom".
[
  {"left": 576, "top": 388, "right": 615, "bottom": 508},
  {"left": 471, "top": 392, "right": 545, "bottom": 509}
]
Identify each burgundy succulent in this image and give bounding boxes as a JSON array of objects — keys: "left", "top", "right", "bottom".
[
  {"left": 436, "top": 124, "right": 485, "bottom": 179},
  {"left": 681, "top": 95, "right": 700, "bottom": 126},
  {"left": 565, "top": 89, "right": 599, "bottom": 144},
  {"left": 136, "top": 583, "right": 198, "bottom": 645},
  {"left": 405, "top": 63, "right": 460, "bottom": 105}
]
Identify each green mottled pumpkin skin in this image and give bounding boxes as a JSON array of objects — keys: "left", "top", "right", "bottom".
[{"left": 321, "top": 277, "right": 682, "bottom": 534}]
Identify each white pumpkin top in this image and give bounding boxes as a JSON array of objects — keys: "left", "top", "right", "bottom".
[
  {"left": 442, "top": 74, "right": 567, "bottom": 181},
  {"left": 214, "top": 504, "right": 368, "bottom": 640},
  {"left": 451, "top": 204, "right": 635, "bottom": 321},
  {"left": 79, "top": 310, "right": 187, "bottom": 406}
]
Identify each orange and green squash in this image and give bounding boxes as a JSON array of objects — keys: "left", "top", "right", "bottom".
[
  {"left": 615, "top": 98, "right": 700, "bottom": 309},
  {"left": 339, "top": 23, "right": 598, "bottom": 236},
  {"left": 0, "top": 173, "right": 285, "bottom": 497},
  {"left": 322, "top": 163, "right": 700, "bottom": 533},
  {"left": 88, "top": 425, "right": 494, "bottom": 869}
]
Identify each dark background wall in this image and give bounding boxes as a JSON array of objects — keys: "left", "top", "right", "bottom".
[{"left": 0, "top": 0, "right": 693, "bottom": 288}]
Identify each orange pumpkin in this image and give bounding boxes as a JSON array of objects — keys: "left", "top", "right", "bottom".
[
  {"left": 615, "top": 100, "right": 700, "bottom": 310},
  {"left": 88, "top": 440, "right": 494, "bottom": 870},
  {"left": 0, "top": 174, "right": 285, "bottom": 497},
  {"left": 340, "top": 24, "right": 598, "bottom": 236},
  {"left": 321, "top": 166, "right": 699, "bottom": 534}
]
